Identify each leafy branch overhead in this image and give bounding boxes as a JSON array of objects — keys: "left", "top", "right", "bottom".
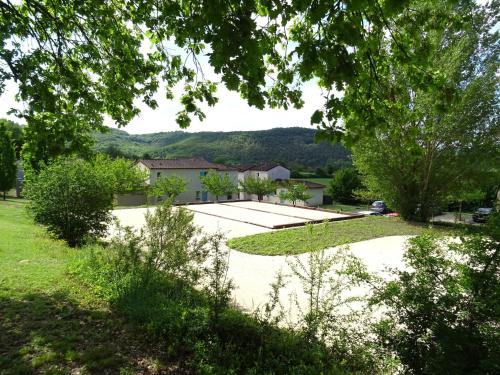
[{"left": 0, "top": 0, "right": 486, "bottom": 140}]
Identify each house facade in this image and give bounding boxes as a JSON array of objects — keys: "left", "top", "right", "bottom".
[
  {"left": 237, "top": 163, "right": 290, "bottom": 201},
  {"left": 134, "top": 157, "right": 325, "bottom": 206},
  {"left": 138, "top": 158, "right": 239, "bottom": 203}
]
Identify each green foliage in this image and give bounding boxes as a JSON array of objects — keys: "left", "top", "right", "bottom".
[
  {"left": 372, "top": 216, "right": 500, "bottom": 374},
  {"left": 285, "top": 224, "right": 393, "bottom": 372},
  {"left": 0, "top": 124, "right": 17, "bottom": 200},
  {"left": 200, "top": 169, "right": 237, "bottom": 201},
  {"left": 142, "top": 200, "right": 209, "bottom": 285},
  {"left": 351, "top": 5, "right": 499, "bottom": 221},
  {"left": 149, "top": 175, "right": 186, "bottom": 200},
  {"left": 92, "top": 155, "right": 148, "bottom": 195},
  {"left": 279, "top": 182, "right": 312, "bottom": 206},
  {"left": 0, "top": 118, "right": 24, "bottom": 157},
  {"left": 0, "top": 199, "right": 177, "bottom": 374},
  {"left": 1, "top": 0, "right": 467, "bottom": 140},
  {"left": 21, "top": 118, "right": 96, "bottom": 173},
  {"left": 24, "top": 158, "right": 113, "bottom": 246},
  {"left": 328, "top": 167, "right": 362, "bottom": 203},
  {"left": 94, "top": 127, "right": 351, "bottom": 170},
  {"left": 72, "top": 200, "right": 354, "bottom": 373},
  {"left": 203, "top": 232, "right": 233, "bottom": 325},
  {"left": 239, "top": 176, "right": 276, "bottom": 201}
]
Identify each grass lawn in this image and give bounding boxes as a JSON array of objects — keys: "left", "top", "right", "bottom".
[
  {"left": 0, "top": 197, "right": 181, "bottom": 374},
  {"left": 227, "top": 216, "right": 455, "bottom": 255}
]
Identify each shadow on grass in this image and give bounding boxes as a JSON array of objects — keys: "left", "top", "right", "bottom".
[{"left": 0, "top": 291, "right": 190, "bottom": 374}]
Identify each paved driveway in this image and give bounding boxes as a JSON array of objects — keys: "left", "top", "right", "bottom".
[{"left": 111, "top": 205, "right": 410, "bottom": 321}]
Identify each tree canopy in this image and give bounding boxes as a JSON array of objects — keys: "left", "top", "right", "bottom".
[
  {"left": 240, "top": 176, "right": 276, "bottom": 201},
  {"left": 149, "top": 175, "right": 187, "bottom": 201},
  {"left": 279, "top": 182, "right": 312, "bottom": 206},
  {"left": 201, "top": 170, "right": 237, "bottom": 201},
  {"left": 351, "top": 3, "right": 499, "bottom": 221},
  {"left": 0, "top": 124, "right": 17, "bottom": 199},
  {"left": 0, "top": 0, "right": 481, "bottom": 145}
]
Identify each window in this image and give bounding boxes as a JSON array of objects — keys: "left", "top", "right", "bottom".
[
  {"left": 257, "top": 172, "right": 260, "bottom": 177},
  {"left": 196, "top": 191, "right": 201, "bottom": 201},
  {"left": 157, "top": 172, "right": 161, "bottom": 178},
  {"left": 200, "top": 170, "right": 207, "bottom": 177},
  {"left": 227, "top": 193, "right": 232, "bottom": 200}
]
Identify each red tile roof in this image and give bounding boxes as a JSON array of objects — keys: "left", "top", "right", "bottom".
[
  {"left": 138, "top": 158, "right": 237, "bottom": 171},
  {"left": 238, "top": 163, "right": 281, "bottom": 172}
]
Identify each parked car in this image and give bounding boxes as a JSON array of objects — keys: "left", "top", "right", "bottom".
[
  {"left": 472, "top": 207, "right": 493, "bottom": 223},
  {"left": 370, "top": 201, "right": 388, "bottom": 214}
]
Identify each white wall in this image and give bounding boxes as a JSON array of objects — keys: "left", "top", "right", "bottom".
[
  {"left": 269, "top": 187, "right": 324, "bottom": 207},
  {"left": 237, "top": 166, "right": 290, "bottom": 200},
  {"left": 149, "top": 168, "right": 239, "bottom": 204}
]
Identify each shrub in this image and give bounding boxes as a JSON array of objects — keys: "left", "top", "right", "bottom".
[
  {"left": 328, "top": 167, "right": 362, "bottom": 203},
  {"left": 25, "top": 158, "right": 113, "bottom": 246},
  {"left": 372, "top": 215, "right": 500, "bottom": 374},
  {"left": 141, "top": 199, "right": 209, "bottom": 285},
  {"left": 72, "top": 200, "right": 372, "bottom": 373}
]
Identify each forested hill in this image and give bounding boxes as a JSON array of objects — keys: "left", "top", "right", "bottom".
[{"left": 94, "top": 127, "right": 351, "bottom": 170}]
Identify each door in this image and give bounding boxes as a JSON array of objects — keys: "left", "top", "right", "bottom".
[{"left": 202, "top": 191, "right": 208, "bottom": 201}]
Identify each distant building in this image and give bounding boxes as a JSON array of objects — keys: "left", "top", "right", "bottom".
[
  {"left": 137, "top": 157, "right": 239, "bottom": 203},
  {"left": 134, "top": 157, "right": 325, "bottom": 206}
]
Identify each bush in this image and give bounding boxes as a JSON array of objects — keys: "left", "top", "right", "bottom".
[
  {"left": 372, "top": 215, "right": 500, "bottom": 374},
  {"left": 72, "top": 200, "right": 379, "bottom": 374},
  {"left": 25, "top": 158, "right": 113, "bottom": 246},
  {"left": 328, "top": 167, "right": 362, "bottom": 203}
]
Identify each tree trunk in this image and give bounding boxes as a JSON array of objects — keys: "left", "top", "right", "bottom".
[{"left": 2, "top": 191, "right": 5, "bottom": 200}]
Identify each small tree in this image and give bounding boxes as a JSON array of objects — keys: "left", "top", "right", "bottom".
[
  {"left": 149, "top": 175, "right": 186, "bottom": 201},
  {"left": 279, "top": 182, "right": 312, "bottom": 206},
  {"left": 201, "top": 169, "right": 237, "bottom": 201},
  {"left": 93, "top": 154, "right": 148, "bottom": 195},
  {"left": 142, "top": 199, "right": 209, "bottom": 285},
  {"left": 24, "top": 158, "right": 113, "bottom": 246},
  {"left": 328, "top": 167, "right": 362, "bottom": 203},
  {"left": 240, "top": 176, "right": 276, "bottom": 201},
  {"left": 0, "top": 125, "right": 17, "bottom": 200}
]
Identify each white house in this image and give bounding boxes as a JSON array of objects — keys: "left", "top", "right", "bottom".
[
  {"left": 129, "top": 157, "right": 325, "bottom": 206},
  {"left": 237, "top": 163, "right": 290, "bottom": 201},
  {"left": 237, "top": 164, "right": 325, "bottom": 206},
  {"left": 274, "top": 179, "right": 325, "bottom": 207},
  {"left": 137, "top": 157, "right": 239, "bottom": 203}
]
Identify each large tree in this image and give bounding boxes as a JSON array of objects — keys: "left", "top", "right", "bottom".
[
  {"left": 0, "top": 0, "right": 476, "bottom": 151},
  {"left": 350, "top": 5, "right": 499, "bottom": 221},
  {"left": 0, "top": 124, "right": 17, "bottom": 200},
  {"left": 0, "top": 119, "right": 23, "bottom": 158}
]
